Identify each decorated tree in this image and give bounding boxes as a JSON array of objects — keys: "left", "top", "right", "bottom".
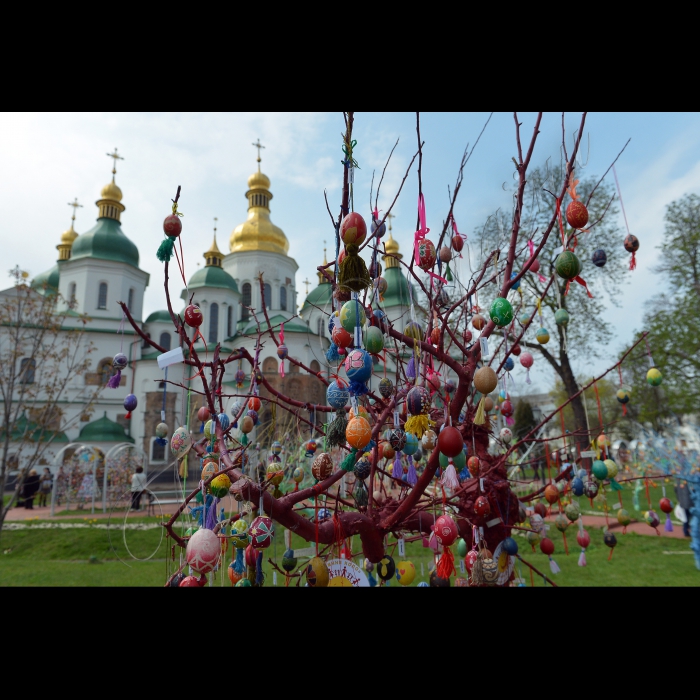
[{"left": 120, "top": 112, "right": 662, "bottom": 588}]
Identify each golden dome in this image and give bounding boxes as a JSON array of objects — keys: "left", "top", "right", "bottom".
[
  {"left": 60, "top": 225, "right": 78, "bottom": 245},
  {"left": 204, "top": 235, "right": 224, "bottom": 267},
  {"left": 382, "top": 231, "right": 402, "bottom": 269},
  {"left": 384, "top": 232, "right": 400, "bottom": 255},
  {"left": 229, "top": 170, "right": 289, "bottom": 255},
  {"left": 100, "top": 180, "right": 123, "bottom": 202}
]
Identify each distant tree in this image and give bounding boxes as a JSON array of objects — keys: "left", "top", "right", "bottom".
[
  {"left": 513, "top": 400, "right": 536, "bottom": 441},
  {"left": 473, "top": 165, "right": 628, "bottom": 456},
  {"left": 0, "top": 268, "right": 101, "bottom": 536},
  {"left": 625, "top": 193, "right": 700, "bottom": 431}
]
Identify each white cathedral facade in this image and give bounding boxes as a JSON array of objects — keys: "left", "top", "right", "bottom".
[{"left": 1, "top": 155, "right": 415, "bottom": 475}]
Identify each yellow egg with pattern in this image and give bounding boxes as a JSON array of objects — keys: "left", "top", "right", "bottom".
[{"left": 396, "top": 561, "right": 416, "bottom": 586}]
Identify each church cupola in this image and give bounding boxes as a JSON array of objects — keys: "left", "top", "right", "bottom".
[
  {"left": 96, "top": 148, "right": 126, "bottom": 222},
  {"left": 56, "top": 197, "right": 81, "bottom": 261}
]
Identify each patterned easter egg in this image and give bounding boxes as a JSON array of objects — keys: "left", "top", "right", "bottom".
[
  {"left": 376, "top": 555, "right": 396, "bottom": 581},
  {"left": 326, "top": 380, "right": 350, "bottom": 409},
  {"left": 616, "top": 388, "right": 630, "bottom": 404},
  {"left": 346, "top": 416, "right": 372, "bottom": 450},
  {"left": 566, "top": 200, "right": 589, "bottom": 229},
  {"left": 472, "top": 314, "right": 486, "bottom": 330},
  {"left": 489, "top": 297, "right": 514, "bottom": 327},
  {"left": 604, "top": 459, "right": 618, "bottom": 479},
  {"left": 396, "top": 560, "right": 416, "bottom": 586},
  {"left": 186, "top": 529, "right": 220, "bottom": 574},
  {"left": 354, "top": 454, "right": 372, "bottom": 480},
  {"left": 617, "top": 508, "right": 631, "bottom": 527},
  {"left": 404, "top": 321, "right": 424, "bottom": 342},
  {"left": 379, "top": 377, "right": 394, "bottom": 398},
  {"left": 184, "top": 304, "right": 203, "bottom": 328},
  {"left": 421, "top": 429, "right": 437, "bottom": 450},
  {"left": 624, "top": 234, "right": 639, "bottom": 253},
  {"left": 155, "top": 422, "right": 168, "bottom": 439},
  {"left": 112, "top": 352, "right": 128, "bottom": 371},
  {"left": 388, "top": 428, "right": 407, "bottom": 452},
  {"left": 344, "top": 349, "right": 373, "bottom": 383},
  {"left": 306, "top": 556, "right": 330, "bottom": 587},
  {"left": 592, "top": 249, "right": 607, "bottom": 267},
  {"left": 230, "top": 519, "right": 249, "bottom": 548},
  {"left": 248, "top": 516, "right": 274, "bottom": 549},
  {"left": 340, "top": 212, "right": 367, "bottom": 246},
  {"left": 417, "top": 238, "right": 437, "bottom": 271},
  {"left": 311, "top": 452, "right": 334, "bottom": 481},
  {"left": 402, "top": 432, "right": 419, "bottom": 456},
  {"left": 554, "top": 308, "right": 570, "bottom": 326},
  {"left": 210, "top": 473, "right": 231, "bottom": 498},
  {"left": 170, "top": 426, "right": 192, "bottom": 459},
  {"left": 407, "top": 385, "right": 431, "bottom": 416},
  {"left": 565, "top": 501, "right": 580, "bottom": 522},
  {"left": 555, "top": 251, "right": 582, "bottom": 280},
  {"left": 340, "top": 299, "right": 366, "bottom": 333},
  {"left": 332, "top": 325, "right": 353, "bottom": 349}
]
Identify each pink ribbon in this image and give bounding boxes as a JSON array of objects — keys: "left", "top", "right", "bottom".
[
  {"left": 526, "top": 240, "right": 547, "bottom": 283},
  {"left": 413, "top": 195, "right": 447, "bottom": 285},
  {"left": 279, "top": 323, "right": 285, "bottom": 378}
]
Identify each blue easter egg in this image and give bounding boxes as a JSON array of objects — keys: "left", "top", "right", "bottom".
[
  {"left": 326, "top": 380, "right": 350, "bottom": 409},
  {"left": 510, "top": 271, "right": 521, "bottom": 290},
  {"left": 571, "top": 477, "right": 584, "bottom": 496},
  {"left": 344, "top": 349, "right": 373, "bottom": 383},
  {"left": 503, "top": 537, "right": 519, "bottom": 555},
  {"left": 403, "top": 432, "right": 419, "bottom": 456},
  {"left": 504, "top": 357, "right": 515, "bottom": 371},
  {"left": 217, "top": 413, "right": 230, "bottom": 431}
]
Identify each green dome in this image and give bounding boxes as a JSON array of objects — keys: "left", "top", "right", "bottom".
[
  {"left": 146, "top": 309, "right": 173, "bottom": 323},
  {"left": 188, "top": 265, "right": 239, "bottom": 292},
  {"left": 31, "top": 263, "right": 60, "bottom": 295},
  {"left": 71, "top": 217, "right": 139, "bottom": 268},
  {"left": 300, "top": 282, "right": 333, "bottom": 318},
  {"left": 79, "top": 413, "right": 134, "bottom": 443},
  {"left": 382, "top": 266, "right": 412, "bottom": 308}
]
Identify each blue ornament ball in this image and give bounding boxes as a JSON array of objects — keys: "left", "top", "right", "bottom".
[
  {"left": 504, "top": 357, "right": 515, "bottom": 371},
  {"left": 417, "top": 581, "right": 429, "bottom": 587},
  {"left": 510, "top": 271, "right": 521, "bottom": 290},
  {"left": 217, "top": 413, "right": 230, "bottom": 431},
  {"left": 592, "top": 249, "right": 607, "bottom": 267},
  {"left": 123, "top": 394, "right": 137, "bottom": 412},
  {"left": 403, "top": 432, "right": 419, "bottom": 456},
  {"left": 326, "top": 380, "right": 350, "bottom": 409},
  {"left": 571, "top": 476, "right": 584, "bottom": 497},
  {"left": 503, "top": 537, "right": 519, "bottom": 555}
]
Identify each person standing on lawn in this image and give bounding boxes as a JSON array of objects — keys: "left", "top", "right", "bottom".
[
  {"left": 21, "top": 469, "right": 41, "bottom": 509},
  {"left": 130, "top": 466, "right": 147, "bottom": 511},
  {"left": 38, "top": 468, "right": 53, "bottom": 507},
  {"left": 675, "top": 479, "right": 695, "bottom": 538}
]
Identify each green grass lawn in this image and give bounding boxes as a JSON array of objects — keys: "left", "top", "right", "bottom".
[{"left": 1, "top": 515, "right": 698, "bottom": 587}]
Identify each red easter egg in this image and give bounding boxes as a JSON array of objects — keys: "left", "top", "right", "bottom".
[
  {"left": 434, "top": 514, "right": 459, "bottom": 547},
  {"left": 511, "top": 344, "right": 521, "bottom": 356},
  {"left": 576, "top": 530, "right": 591, "bottom": 549},
  {"left": 544, "top": 484, "right": 559, "bottom": 504},
  {"left": 332, "top": 325, "right": 352, "bottom": 348},
  {"left": 659, "top": 497, "right": 673, "bottom": 514},
  {"left": 534, "top": 502, "right": 547, "bottom": 518},
  {"left": 179, "top": 575, "right": 204, "bottom": 587},
  {"left": 340, "top": 212, "right": 367, "bottom": 246},
  {"left": 382, "top": 442, "right": 395, "bottom": 460},
  {"left": 248, "top": 397, "right": 261, "bottom": 412},
  {"left": 163, "top": 214, "right": 182, "bottom": 237},
  {"left": 338, "top": 248, "right": 346, "bottom": 266},
  {"left": 452, "top": 235, "right": 464, "bottom": 253},
  {"left": 462, "top": 329, "right": 473, "bottom": 344},
  {"left": 438, "top": 426, "right": 463, "bottom": 458},
  {"left": 197, "top": 406, "right": 210, "bottom": 423},
  {"left": 474, "top": 495, "right": 491, "bottom": 517},
  {"left": 465, "top": 549, "right": 478, "bottom": 572},
  {"left": 624, "top": 234, "right": 640, "bottom": 253},
  {"left": 467, "top": 456, "right": 480, "bottom": 477},
  {"left": 500, "top": 400, "right": 514, "bottom": 417},
  {"left": 566, "top": 200, "right": 589, "bottom": 229},
  {"left": 418, "top": 239, "right": 437, "bottom": 271},
  {"left": 431, "top": 327, "right": 441, "bottom": 345},
  {"left": 184, "top": 304, "right": 203, "bottom": 328},
  {"left": 519, "top": 351, "right": 534, "bottom": 369},
  {"left": 526, "top": 257, "right": 540, "bottom": 273},
  {"left": 540, "top": 537, "right": 555, "bottom": 556},
  {"left": 245, "top": 544, "right": 258, "bottom": 568}
]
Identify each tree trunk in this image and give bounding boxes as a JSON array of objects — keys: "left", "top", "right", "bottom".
[{"left": 558, "top": 350, "right": 588, "bottom": 459}]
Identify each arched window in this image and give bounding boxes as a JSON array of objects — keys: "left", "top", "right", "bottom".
[
  {"left": 151, "top": 438, "right": 166, "bottom": 462},
  {"left": 68, "top": 282, "right": 76, "bottom": 304},
  {"left": 310, "top": 360, "right": 321, "bottom": 374},
  {"left": 159, "top": 332, "right": 171, "bottom": 351},
  {"left": 242, "top": 283, "right": 251, "bottom": 321},
  {"left": 209, "top": 303, "right": 219, "bottom": 344},
  {"left": 280, "top": 286, "right": 287, "bottom": 311},
  {"left": 317, "top": 318, "right": 325, "bottom": 337},
  {"left": 142, "top": 332, "right": 151, "bottom": 350},
  {"left": 20, "top": 358, "right": 36, "bottom": 384},
  {"left": 97, "top": 283, "right": 108, "bottom": 309},
  {"left": 227, "top": 306, "right": 233, "bottom": 338},
  {"left": 98, "top": 357, "right": 114, "bottom": 385},
  {"left": 263, "top": 357, "right": 277, "bottom": 374},
  {"left": 263, "top": 283, "right": 272, "bottom": 310},
  {"left": 128, "top": 288, "right": 135, "bottom": 311}
]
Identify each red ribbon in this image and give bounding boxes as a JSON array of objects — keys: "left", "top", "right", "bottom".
[{"left": 565, "top": 275, "right": 594, "bottom": 299}]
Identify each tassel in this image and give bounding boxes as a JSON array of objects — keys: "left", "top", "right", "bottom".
[
  {"left": 125, "top": 412, "right": 132, "bottom": 419},
  {"left": 578, "top": 550, "right": 587, "bottom": 567},
  {"left": 446, "top": 265, "right": 453, "bottom": 282},
  {"left": 549, "top": 556, "right": 561, "bottom": 574},
  {"left": 665, "top": 513, "right": 674, "bottom": 532},
  {"left": 526, "top": 368, "right": 531, "bottom": 384},
  {"left": 155, "top": 437, "right": 167, "bottom": 446},
  {"left": 405, "top": 414, "right": 433, "bottom": 439},
  {"left": 255, "top": 551, "right": 264, "bottom": 585},
  {"left": 392, "top": 453, "right": 403, "bottom": 479},
  {"left": 233, "top": 547, "right": 245, "bottom": 575},
  {"left": 338, "top": 244, "right": 371, "bottom": 293},
  {"left": 437, "top": 547, "right": 455, "bottom": 579},
  {"left": 406, "top": 455, "right": 418, "bottom": 486},
  {"left": 241, "top": 434, "right": 248, "bottom": 446},
  {"left": 107, "top": 370, "right": 121, "bottom": 389},
  {"left": 199, "top": 422, "right": 204, "bottom": 433},
  {"left": 348, "top": 380, "right": 369, "bottom": 396},
  {"left": 340, "top": 447, "right": 358, "bottom": 472},
  {"left": 156, "top": 236, "right": 176, "bottom": 262},
  {"left": 353, "top": 481, "right": 368, "bottom": 506},
  {"left": 326, "top": 342, "right": 340, "bottom": 363},
  {"left": 368, "top": 572, "right": 377, "bottom": 587},
  {"left": 406, "top": 355, "right": 416, "bottom": 380},
  {"left": 473, "top": 396, "right": 486, "bottom": 425},
  {"left": 506, "top": 415, "right": 514, "bottom": 427},
  {"left": 629, "top": 251, "right": 636, "bottom": 271},
  {"left": 441, "top": 459, "right": 459, "bottom": 490},
  {"left": 279, "top": 359, "right": 285, "bottom": 378},
  {"left": 326, "top": 412, "right": 348, "bottom": 449}
]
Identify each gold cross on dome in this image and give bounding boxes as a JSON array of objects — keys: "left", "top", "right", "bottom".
[
  {"left": 303, "top": 277, "right": 311, "bottom": 295},
  {"left": 252, "top": 139, "right": 265, "bottom": 168},
  {"left": 67, "top": 197, "right": 83, "bottom": 225},
  {"left": 213, "top": 217, "right": 218, "bottom": 235},
  {"left": 386, "top": 211, "right": 395, "bottom": 232},
  {"left": 106, "top": 148, "right": 124, "bottom": 178}
]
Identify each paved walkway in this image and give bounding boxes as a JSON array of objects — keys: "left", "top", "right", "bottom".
[{"left": 545, "top": 512, "right": 688, "bottom": 539}]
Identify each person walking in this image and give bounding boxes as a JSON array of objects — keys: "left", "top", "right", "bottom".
[
  {"left": 130, "top": 466, "right": 147, "bottom": 511},
  {"left": 21, "top": 469, "right": 41, "bottom": 509},
  {"left": 675, "top": 479, "right": 694, "bottom": 538},
  {"left": 38, "top": 468, "right": 53, "bottom": 507}
]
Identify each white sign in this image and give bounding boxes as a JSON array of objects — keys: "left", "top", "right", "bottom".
[
  {"left": 580, "top": 451, "right": 596, "bottom": 458},
  {"left": 326, "top": 558, "right": 369, "bottom": 587},
  {"left": 157, "top": 347, "right": 184, "bottom": 369},
  {"left": 486, "top": 517, "right": 502, "bottom": 528},
  {"left": 292, "top": 547, "right": 316, "bottom": 558},
  {"left": 398, "top": 538, "right": 406, "bottom": 557}
]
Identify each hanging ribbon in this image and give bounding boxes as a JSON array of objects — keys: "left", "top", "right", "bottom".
[
  {"left": 526, "top": 240, "right": 547, "bottom": 283},
  {"left": 413, "top": 195, "right": 447, "bottom": 285},
  {"left": 612, "top": 165, "right": 636, "bottom": 270},
  {"left": 279, "top": 323, "right": 285, "bottom": 378}
]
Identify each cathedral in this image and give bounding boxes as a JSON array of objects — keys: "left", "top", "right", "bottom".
[{"left": 1, "top": 150, "right": 415, "bottom": 473}]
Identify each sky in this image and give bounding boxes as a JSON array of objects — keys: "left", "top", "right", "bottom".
[{"left": 2, "top": 111, "right": 699, "bottom": 395}]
